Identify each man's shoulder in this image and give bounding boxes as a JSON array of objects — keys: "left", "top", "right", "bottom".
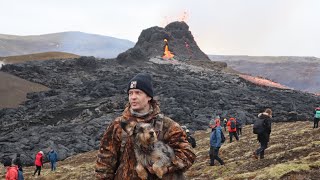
[
  {"left": 160, "top": 115, "right": 183, "bottom": 132},
  {"left": 161, "top": 115, "right": 178, "bottom": 125},
  {"left": 110, "top": 116, "right": 123, "bottom": 124}
]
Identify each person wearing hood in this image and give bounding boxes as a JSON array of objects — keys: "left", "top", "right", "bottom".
[
  {"left": 33, "top": 151, "right": 44, "bottom": 176},
  {"left": 47, "top": 148, "right": 58, "bottom": 171},
  {"left": 5, "top": 158, "right": 18, "bottom": 180},
  {"left": 209, "top": 118, "right": 224, "bottom": 166},
  {"left": 95, "top": 73, "right": 196, "bottom": 180},
  {"left": 209, "top": 116, "right": 220, "bottom": 132},
  {"left": 253, "top": 108, "right": 272, "bottom": 159}
]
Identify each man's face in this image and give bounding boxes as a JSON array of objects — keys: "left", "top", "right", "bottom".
[{"left": 128, "top": 89, "right": 151, "bottom": 113}]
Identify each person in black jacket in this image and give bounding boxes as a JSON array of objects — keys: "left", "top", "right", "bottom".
[
  {"left": 186, "top": 129, "right": 196, "bottom": 148},
  {"left": 253, "top": 108, "right": 272, "bottom": 159},
  {"left": 181, "top": 125, "right": 197, "bottom": 148}
]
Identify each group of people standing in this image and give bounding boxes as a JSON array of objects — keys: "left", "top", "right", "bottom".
[
  {"left": 3, "top": 148, "right": 58, "bottom": 179},
  {"left": 33, "top": 148, "right": 58, "bottom": 177},
  {"left": 208, "top": 108, "right": 273, "bottom": 166}
]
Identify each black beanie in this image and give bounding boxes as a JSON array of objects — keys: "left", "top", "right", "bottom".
[{"left": 127, "top": 73, "right": 154, "bottom": 98}]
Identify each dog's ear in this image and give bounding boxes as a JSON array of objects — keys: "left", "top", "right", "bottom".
[{"left": 121, "top": 119, "right": 136, "bottom": 136}]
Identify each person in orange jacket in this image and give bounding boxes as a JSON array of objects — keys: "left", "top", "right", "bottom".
[
  {"left": 5, "top": 158, "right": 18, "bottom": 180},
  {"left": 33, "top": 151, "right": 44, "bottom": 176},
  {"left": 227, "top": 117, "right": 239, "bottom": 143}
]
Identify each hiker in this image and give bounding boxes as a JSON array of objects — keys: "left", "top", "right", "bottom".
[
  {"left": 209, "top": 116, "right": 220, "bottom": 132},
  {"left": 13, "top": 153, "right": 23, "bottom": 172},
  {"left": 47, "top": 148, "right": 58, "bottom": 171},
  {"left": 253, "top": 108, "right": 272, "bottom": 159},
  {"left": 95, "top": 73, "right": 196, "bottom": 179},
  {"left": 209, "top": 118, "right": 224, "bottom": 166},
  {"left": 5, "top": 158, "right": 18, "bottom": 180},
  {"left": 313, "top": 107, "right": 320, "bottom": 128},
  {"left": 2, "top": 157, "right": 11, "bottom": 176},
  {"left": 181, "top": 126, "right": 196, "bottom": 148},
  {"left": 223, "top": 118, "right": 227, "bottom": 132},
  {"left": 13, "top": 153, "right": 24, "bottom": 180},
  {"left": 33, "top": 151, "right": 44, "bottom": 176},
  {"left": 186, "top": 129, "right": 197, "bottom": 148},
  {"left": 227, "top": 117, "right": 239, "bottom": 143},
  {"left": 236, "top": 119, "right": 243, "bottom": 136}
]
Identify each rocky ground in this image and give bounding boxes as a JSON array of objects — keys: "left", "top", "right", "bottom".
[
  {"left": 186, "top": 121, "right": 320, "bottom": 180},
  {"left": 0, "top": 56, "right": 319, "bottom": 166},
  {"left": 4, "top": 121, "right": 319, "bottom": 180}
]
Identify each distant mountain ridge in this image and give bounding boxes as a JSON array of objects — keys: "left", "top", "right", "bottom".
[
  {"left": 209, "top": 55, "right": 320, "bottom": 94},
  {"left": 0, "top": 31, "right": 135, "bottom": 58},
  {"left": 0, "top": 52, "right": 79, "bottom": 64}
]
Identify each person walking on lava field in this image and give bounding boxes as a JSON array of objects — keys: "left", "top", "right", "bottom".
[
  {"left": 33, "top": 151, "right": 44, "bottom": 176},
  {"left": 95, "top": 72, "right": 196, "bottom": 180},
  {"left": 5, "top": 158, "right": 18, "bottom": 180},
  {"left": 253, "top": 108, "right": 272, "bottom": 159},
  {"left": 227, "top": 117, "right": 239, "bottom": 143},
  {"left": 47, "top": 148, "right": 58, "bottom": 171},
  {"left": 209, "top": 118, "right": 225, "bottom": 166},
  {"left": 313, "top": 107, "right": 320, "bottom": 128},
  {"left": 181, "top": 126, "right": 197, "bottom": 148},
  {"left": 223, "top": 118, "right": 227, "bottom": 132},
  {"left": 209, "top": 116, "right": 220, "bottom": 132},
  {"left": 236, "top": 118, "right": 243, "bottom": 136}
]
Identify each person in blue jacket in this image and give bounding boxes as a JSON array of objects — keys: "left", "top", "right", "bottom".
[
  {"left": 314, "top": 107, "right": 320, "bottom": 128},
  {"left": 209, "top": 119, "right": 224, "bottom": 166},
  {"left": 47, "top": 148, "right": 58, "bottom": 171}
]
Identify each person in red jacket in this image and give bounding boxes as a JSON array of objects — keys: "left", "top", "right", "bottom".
[
  {"left": 33, "top": 151, "right": 44, "bottom": 176},
  {"left": 5, "top": 158, "right": 18, "bottom": 180},
  {"left": 227, "top": 117, "right": 239, "bottom": 143}
]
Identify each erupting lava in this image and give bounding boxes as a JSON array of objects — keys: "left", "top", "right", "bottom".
[
  {"left": 162, "top": 39, "right": 174, "bottom": 60},
  {"left": 239, "top": 74, "right": 291, "bottom": 90}
]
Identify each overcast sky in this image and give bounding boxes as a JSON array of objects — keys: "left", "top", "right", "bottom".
[{"left": 1, "top": 0, "right": 319, "bottom": 57}]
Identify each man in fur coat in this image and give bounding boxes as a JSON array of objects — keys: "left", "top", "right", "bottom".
[{"left": 95, "top": 73, "right": 196, "bottom": 180}]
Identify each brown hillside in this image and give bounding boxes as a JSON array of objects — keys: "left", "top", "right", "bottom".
[
  {"left": 0, "top": 71, "right": 49, "bottom": 108},
  {"left": 11, "top": 121, "right": 320, "bottom": 180},
  {"left": 0, "top": 52, "right": 79, "bottom": 64},
  {"left": 0, "top": 51, "right": 78, "bottom": 108}
]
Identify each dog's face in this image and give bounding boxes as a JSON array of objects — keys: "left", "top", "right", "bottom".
[
  {"left": 121, "top": 120, "right": 157, "bottom": 146},
  {"left": 135, "top": 123, "right": 157, "bottom": 146}
]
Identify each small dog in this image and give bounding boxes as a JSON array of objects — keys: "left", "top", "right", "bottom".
[{"left": 121, "top": 120, "right": 184, "bottom": 179}]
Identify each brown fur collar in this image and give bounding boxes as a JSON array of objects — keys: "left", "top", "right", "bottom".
[{"left": 258, "top": 112, "right": 272, "bottom": 118}]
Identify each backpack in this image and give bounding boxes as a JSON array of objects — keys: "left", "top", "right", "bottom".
[
  {"left": 230, "top": 120, "right": 236, "bottom": 129},
  {"left": 18, "top": 170, "right": 24, "bottom": 180},
  {"left": 315, "top": 110, "right": 320, "bottom": 118},
  {"left": 220, "top": 131, "right": 226, "bottom": 144},
  {"left": 253, "top": 119, "right": 265, "bottom": 134}
]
